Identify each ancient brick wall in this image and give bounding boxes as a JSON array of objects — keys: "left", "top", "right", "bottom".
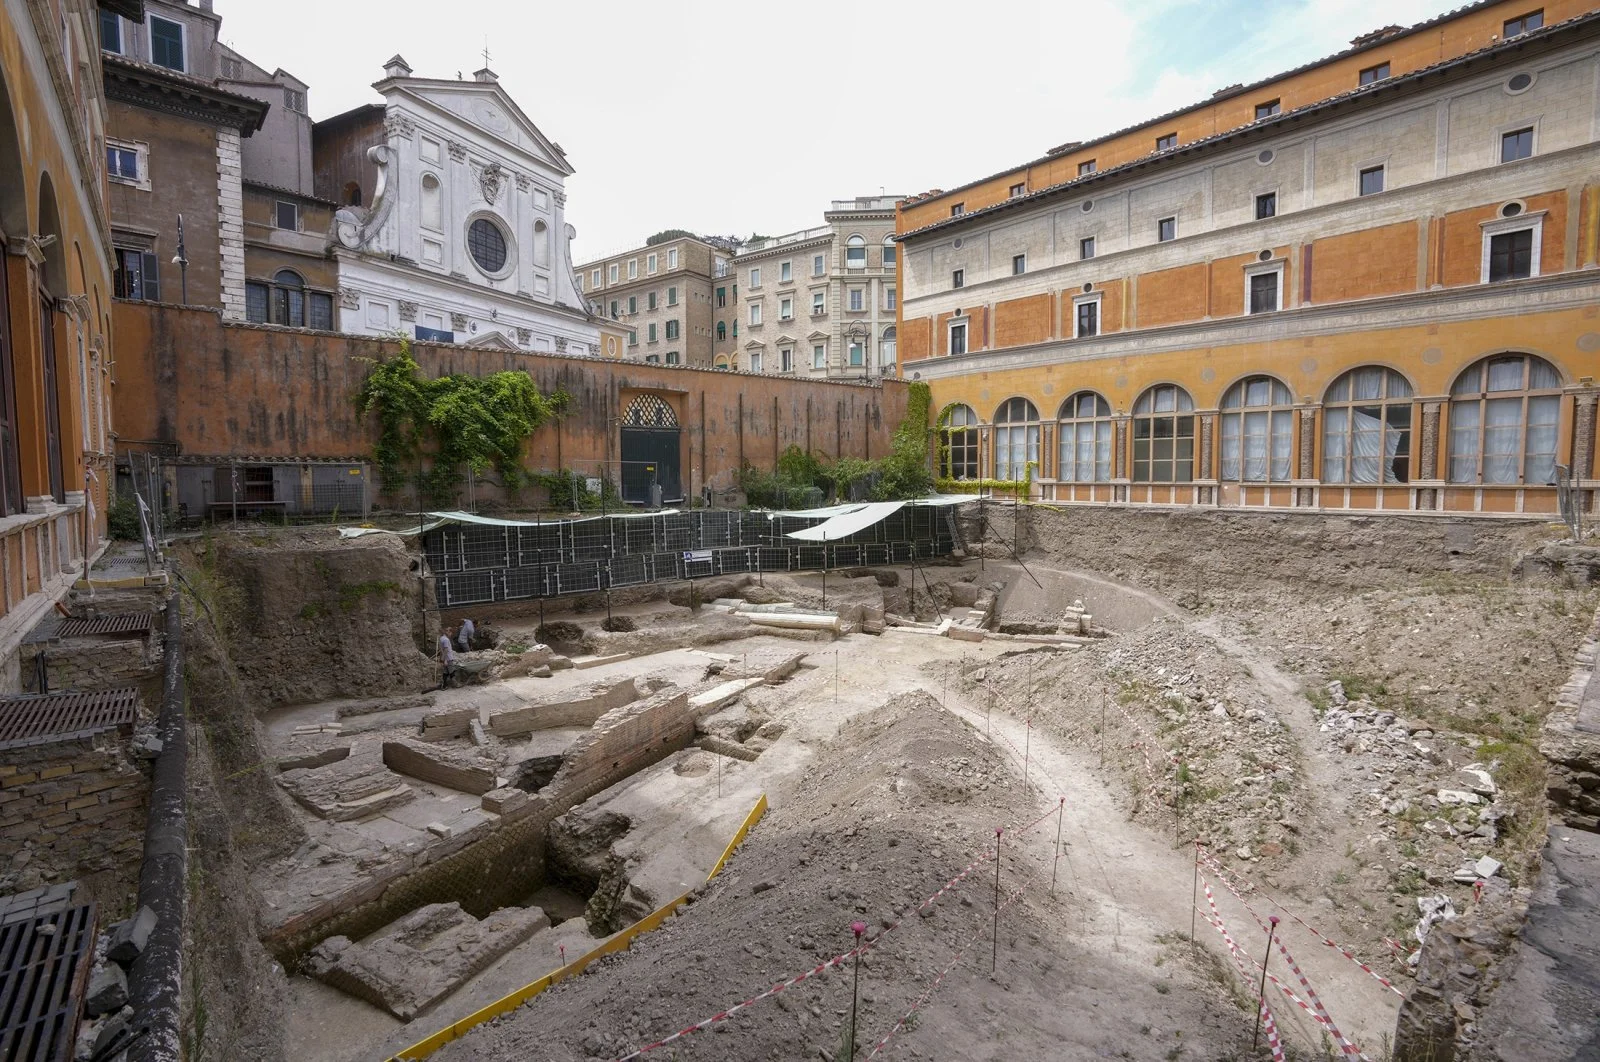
[{"left": 0, "top": 734, "right": 149, "bottom": 914}]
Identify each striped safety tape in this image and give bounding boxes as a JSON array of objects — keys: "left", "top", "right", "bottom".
[
  {"left": 1271, "top": 932, "right": 1366, "bottom": 1059},
  {"left": 1260, "top": 997, "right": 1287, "bottom": 1062}
]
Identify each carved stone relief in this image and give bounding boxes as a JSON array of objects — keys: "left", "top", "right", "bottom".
[
  {"left": 450, "top": 313, "right": 469, "bottom": 331},
  {"left": 397, "top": 301, "right": 418, "bottom": 322}
]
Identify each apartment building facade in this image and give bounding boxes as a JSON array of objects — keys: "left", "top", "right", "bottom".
[
  {"left": 709, "top": 196, "right": 902, "bottom": 380},
  {"left": 0, "top": 0, "right": 126, "bottom": 684},
  {"left": 576, "top": 235, "right": 725, "bottom": 367},
  {"left": 897, "top": 1, "right": 1600, "bottom": 518}
]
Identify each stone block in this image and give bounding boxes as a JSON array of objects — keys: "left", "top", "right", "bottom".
[
  {"left": 480, "top": 787, "right": 528, "bottom": 815},
  {"left": 276, "top": 746, "right": 352, "bottom": 773},
  {"left": 419, "top": 706, "right": 477, "bottom": 741},
  {"left": 278, "top": 756, "right": 414, "bottom": 821},
  {"left": 382, "top": 740, "right": 498, "bottom": 795},
  {"left": 107, "top": 906, "right": 157, "bottom": 964},
  {"left": 487, "top": 678, "right": 639, "bottom": 738},
  {"left": 85, "top": 963, "right": 128, "bottom": 1016},
  {"left": 949, "top": 625, "right": 986, "bottom": 642}
]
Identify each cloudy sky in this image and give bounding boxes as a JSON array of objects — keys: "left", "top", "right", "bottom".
[{"left": 217, "top": 0, "right": 1455, "bottom": 261}]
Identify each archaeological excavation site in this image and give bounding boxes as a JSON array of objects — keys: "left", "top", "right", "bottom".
[{"left": 7, "top": 498, "right": 1600, "bottom": 1062}]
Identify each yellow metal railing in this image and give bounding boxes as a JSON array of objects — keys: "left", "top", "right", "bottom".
[{"left": 388, "top": 793, "right": 769, "bottom": 1060}]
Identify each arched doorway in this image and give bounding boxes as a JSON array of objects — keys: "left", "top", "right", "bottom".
[{"left": 619, "top": 393, "right": 681, "bottom": 505}]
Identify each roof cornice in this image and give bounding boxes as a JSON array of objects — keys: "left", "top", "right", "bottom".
[
  {"left": 899, "top": 11, "right": 1600, "bottom": 244},
  {"left": 102, "top": 54, "right": 269, "bottom": 134}
]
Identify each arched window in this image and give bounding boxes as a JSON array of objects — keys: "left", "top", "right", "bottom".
[
  {"left": 1322, "top": 367, "right": 1413, "bottom": 484},
  {"left": 271, "top": 269, "right": 304, "bottom": 327},
  {"left": 343, "top": 181, "right": 362, "bottom": 207},
  {"left": 1447, "top": 354, "right": 1563, "bottom": 484},
  {"left": 716, "top": 321, "right": 726, "bottom": 341},
  {"left": 846, "top": 233, "right": 866, "bottom": 268},
  {"left": 1132, "top": 384, "right": 1195, "bottom": 483},
  {"left": 940, "top": 404, "right": 979, "bottom": 480},
  {"left": 1057, "top": 391, "right": 1112, "bottom": 482},
  {"left": 420, "top": 173, "right": 441, "bottom": 230},
  {"left": 1219, "top": 375, "right": 1293, "bottom": 482},
  {"left": 881, "top": 325, "right": 896, "bottom": 367},
  {"left": 993, "top": 398, "right": 1040, "bottom": 481},
  {"left": 882, "top": 236, "right": 897, "bottom": 269}
]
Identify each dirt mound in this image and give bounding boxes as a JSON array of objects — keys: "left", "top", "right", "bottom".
[
  {"left": 600, "top": 615, "right": 637, "bottom": 633},
  {"left": 432, "top": 692, "right": 1247, "bottom": 1062}
]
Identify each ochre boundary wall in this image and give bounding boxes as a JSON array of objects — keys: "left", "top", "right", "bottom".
[
  {"left": 111, "top": 301, "right": 907, "bottom": 505},
  {"left": 387, "top": 793, "right": 770, "bottom": 1061}
]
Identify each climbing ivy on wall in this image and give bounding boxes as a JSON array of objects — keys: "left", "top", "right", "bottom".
[{"left": 353, "top": 340, "right": 570, "bottom": 505}]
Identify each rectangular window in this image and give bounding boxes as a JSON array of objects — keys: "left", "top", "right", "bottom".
[
  {"left": 628, "top": 331, "right": 637, "bottom": 346},
  {"left": 149, "top": 16, "right": 185, "bottom": 71},
  {"left": 1080, "top": 236, "right": 1096, "bottom": 260},
  {"left": 647, "top": 292, "right": 657, "bottom": 311},
  {"left": 646, "top": 253, "right": 658, "bottom": 274},
  {"left": 813, "top": 253, "right": 825, "bottom": 276},
  {"left": 780, "top": 261, "right": 792, "bottom": 282},
  {"left": 1501, "top": 127, "right": 1534, "bottom": 163},
  {"left": 609, "top": 300, "right": 618, "bottom": 318},
  {"left": 667, "top": 286, "right": 677, "bottom": 306},
  {"left": 780, "top": 297, "right": 793, "bottom": 320},
  {"left": 1155, "top": 132, "right": 1177, "bottom": 151},
  {"left": 882, "top": 243, "right": 896, "bottom": 268},
  {"left": 1255, "top": 192, "right": 1276, "bottom": 220},
  {"left": 812, "top": 291, "right": 825, "bottom": 314},
  {"left": 848, "top": 288, "right": 864, "bottom": 311},
  {"left": 749, "top": 304, "right": 762, "bottom": 325},
  {"left": 1076, "top": 300, "right": 1098, "bottom": 338},
  {"left": 625, "top": 259, "right": 637, "bottom": 279},
  {"left": 885, "top": 286, "right": 896, "bottom": 310},
  {"left": 951, "top": 203, "right": 965, "bottom": 216},
  {"left": 1359, "top": 165, "right": 1385, "bottom": 196},
  {"left": 666, "top": 351, "right": 680, "bottom": 365},
  {"left": 949, "top": 322, "right": 967, "bottom": 356},
  {"left": 1157, "top": 216, "right": 1176, "bottom": 242},
  {"left": 608, "top": 264, "right": 619, "bottom": 283},
  {"left": 1009, "top": 183, "right": 1026, "bottom": 198},
  {"left": 812, "top": 344, "right": 826, "bottom": 369},
  {"left": 246, "top": 281, "right": 269, "bottom": 323},
  {"left": 1359, "top": 62, "right": 1390, "bottom": 86},
  {"left": 848, "top": 340, "right": 864, "bottom": 367},
  {"left": 716, "top": 286, "right": 726, "bottom": 307},
  {"left": 749, "top": 352, "right": 762, "bottom": 373},
  {"left": 1078, "top": 160, "right": 1096, "bottom": 176},
  {"left": 666, "top": 320, "right": 680, "bottom": 340},
  {"left": 780, "top": 347, "right": 793, "bottom": 373},
  {"left": 114, "top": 248, "right": 159, "bottom": 301},
  {"left": 591, "top": 269, "right": 601, "bottom": 287},
  {"left": 285, "top": 90, "right": 306, "bottom": 114},
  {"left": 846, "top": 242, "right": 866, "bottom": 268},
  {"left": 1249, "top": 271, "right": 1280, "bottom": 314},
  {"left": 645, "top": 354, "right": 660, "bottom": 364},
  {"left": 749, "top": 267, "right": 760, "bottom": 287},
  {"left": 1012, "top": 254, "right": 1026, "bottom": 275},
  {"left": 271, "top": 285, "right": 304, "bottom": 327},
  {"left": 273, "top": 201, "right": 297, "bottom": 231},
  {"left": 1488, "top": 229, "right": 1534, "bottom": 282},
  {"left": 308, "top": 292, "right": 333, "bottom": 330},
  {"left": 106, "top": 145, "right": 138, "bottom": 181},
  {"left": 668, "top": 248, "right": 678, "bottom": 268},
  {"left": 1504, "top": 10, "right": 1543, "bottom": 36},
  {"left": 99, "top": 10, "right": 121, "bottom": 52},
  {"left": 647, "top": 323, "right": 657, "bottom": 342},
  {"left": 1255, "top": 99, "right": 1281, "bottom": 120},
  {"left": 952, "top": 269, "right": 964, "bottom": 289},
  {"left": 627, "top": 296, "right": 637, "bottom": 314}
]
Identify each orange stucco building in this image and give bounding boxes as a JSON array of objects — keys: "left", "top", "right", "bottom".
[
  {"left": 898, "top": 1, "right": 1600, "bottom": 517},
  {"left": 0, "top": 0, "right": 125, "bottom": 686}
]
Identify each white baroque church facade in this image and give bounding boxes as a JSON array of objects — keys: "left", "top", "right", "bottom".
[{"left": 318, "top": 57, "right": 599, "bottom": 354}]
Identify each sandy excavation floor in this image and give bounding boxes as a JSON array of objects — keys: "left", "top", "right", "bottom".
[{"left": 257, "top": 533, "right": 1593, "bottom": 1062}]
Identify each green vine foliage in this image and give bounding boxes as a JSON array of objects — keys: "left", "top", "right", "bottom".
[{"left": 354, "top": 339, "right": 570, "bottom": 505}]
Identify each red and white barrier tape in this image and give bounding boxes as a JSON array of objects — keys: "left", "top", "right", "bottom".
[
  {"left": 1260, "top": 998, "right": 1287, "bottom": 1062},
  {"left": 1199, "top": 877, "right": 1354, "bottom": 1049},
  {"left": 609, "top": 808, "right": 1056, "bottom": 1061},
  {"left": 865, "top": 881, "right": 1033, "bottom": 1059},
  {"left": 1271, "top": 932, "right": 1365, "bottom": 1059},
  {"left": 1197, "top": 845, "right": 1405, "bottom": 999}
]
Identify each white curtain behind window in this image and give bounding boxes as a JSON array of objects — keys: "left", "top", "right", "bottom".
[
  {"left": 1481, "top": 398, "right": 1522, "bottom": 484},
  {"left": 1448, "top": 403, "right": 1481, "bottom": 483},
  {"left": 1323, "top": 407, "right": 1349, "bottom": 482},
  {"left": 1524, "top": 394, "right": 1559, "bottom": 484}
]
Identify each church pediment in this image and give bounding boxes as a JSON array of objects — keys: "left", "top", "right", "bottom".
[
  {"left": 465, "top": 328, "right": 523, "bottom": 351},
  {"left": 389, "top": 79, "right": 574, "bottom": 176}
]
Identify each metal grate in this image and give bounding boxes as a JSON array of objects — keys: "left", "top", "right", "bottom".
[
  {"left": 0, "top": 893, "right": 96, "bottom": 1062},
  {"left": 54, "top": 613, "right": 155, "bottom": 638},
  {"left": 0, "top": 689, "right": 140, "bottom": 748}
]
